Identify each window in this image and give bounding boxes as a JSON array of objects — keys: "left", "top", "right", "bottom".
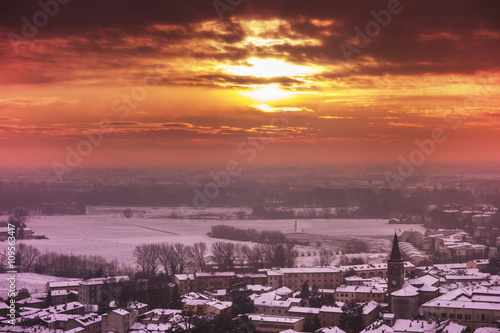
[
  {"left": 481, "top": 314, "right": 485, "bottom": 321},
  {"left": 441, "top": 313, "right": 447, "bottom": 318},
  {"left": 465, "top": 315, "right": 471, "bottom": 320},
  {"left": 449, "top": 314, "right": 455, "bottom": 319},
  {"left": 457, "top": 314, "right": 463, "bottom": 319}
]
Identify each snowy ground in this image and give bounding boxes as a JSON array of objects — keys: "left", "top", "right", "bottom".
[
  {"left": 0, "top": 206, "right": 425, "bottom": 267},
  {"left": 0, "top": 273, "right": 80, "bottom": 296}
]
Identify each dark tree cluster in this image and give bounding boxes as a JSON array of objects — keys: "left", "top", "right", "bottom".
[
  {"left": 133, "top": 242, "right": 208, "bottom": 277},
  {"left": 209, "top": 224, "right": 288, "bottom": 244},
  {"left": 28, "top": 249, "right": 132, "bottom": 278},
  {"left": 342, "top": 239, "right": 369, "bottom": 254}
]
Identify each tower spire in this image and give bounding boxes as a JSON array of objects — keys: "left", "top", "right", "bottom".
[{"left": 390, "top": 232, "right": 402, "bottom": 260}]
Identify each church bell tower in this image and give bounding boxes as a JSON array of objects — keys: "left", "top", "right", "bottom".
[{"left": 387, "top": 232, "right": 404, "bottom": 312}]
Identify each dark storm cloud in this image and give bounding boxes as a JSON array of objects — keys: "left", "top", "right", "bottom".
[{"left": 1, "top": 0, "right": 499, "bottom": 81}]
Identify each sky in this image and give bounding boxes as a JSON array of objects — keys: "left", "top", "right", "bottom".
[{"left": 1, "top": 0, "right": 499, "bottom": 170}]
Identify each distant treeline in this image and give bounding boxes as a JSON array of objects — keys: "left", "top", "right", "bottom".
[
  {"left": 209, "top": 225, "right": 288, "bottom": 244},
  {"left": 1, "top": 180, "right": 500, "bottom": 219},
  {"left": 5, "top": 243, "right": 134, "bottom": 278}
]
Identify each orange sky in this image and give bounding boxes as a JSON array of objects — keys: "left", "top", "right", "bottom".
[{"left": 1, "top": 1, "right": 499, "bottom": 169}]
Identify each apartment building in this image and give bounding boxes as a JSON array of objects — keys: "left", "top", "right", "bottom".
[
  {"left": 246, "top": 314, "right": 304, "bottom": 332},
  {"left": 339, "top": 262, "right": 416, "bottom": 280},
  {"left": 78, "top": 276, "right": 129, "bottom": 305},
  {"left": 101, "top": 309, "right": 133, "bottom": 333},
  {"left": 174, "top": 272, "right": 235, "bottom": 294},
  {"left": 335, "top": 285, "right": 386, "bottom": 303},
  {"left": 319, "top": 301, "right": 379, "bottom": 328},
  {"left": 421, "top": 287, "right": 500, "bottom": 332},
  {"left": 267, "top": 267, "right": 342, "bottom": 291}
]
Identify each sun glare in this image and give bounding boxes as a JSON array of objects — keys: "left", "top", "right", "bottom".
[
  {"left": 224, "top": 58, "right": 317, "bottom": 78},
  {"left": 243, "top": 86, "right": 295, "bottom": 102}
]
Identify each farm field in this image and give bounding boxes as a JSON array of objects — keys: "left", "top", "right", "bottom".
[{"left": 6, "top": 206, "right": 425, "bottom": 266}]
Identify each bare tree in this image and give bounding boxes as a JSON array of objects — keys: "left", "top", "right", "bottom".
[
  {"left": 317, "top": 248, "right": 335, "bottom": 267},
  {"left": 9, "top": 209, "right": 28, "bottom": 227},
  {"left": 212, "top": 242, "right": 236, "bottom": 271},
  {"left": 260, "top": 243, "right": 276, "bottom": 267},
  {"left": 17, "top": 243, "right": 40, "bottom": 272},
  {"left": 158, "top": 242, "right": 173, "bottom": 276},
  {"left": 168, "top": 244, "right": 180, "bottom": 275},
  {"left": 233, "top": 244, "right": 245, "bottom": 269},
  {"left": 189, "top": 242, "right": 207, "bottom": 272},
  {"left": 242, "top": 244, "right": 266, "bottom": 270},
  {"left": 172, "top": 243, "right": 191, "bottom": 274},
  {"left": 133, "top": 243, "right": 160, "bottom": 277},
  {"left": 285, "top": 243, "right": 298, "bottom": 268},
  {"left": 9, "top": 209, "right": 28, "bottom": 239}
]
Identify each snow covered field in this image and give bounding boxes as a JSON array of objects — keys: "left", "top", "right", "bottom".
[
  {"left": 4, "top": 206, "right": 425, "bottom": 266},
  {"left": 0, "top": 273, "right": 80, "bottom": 295}
]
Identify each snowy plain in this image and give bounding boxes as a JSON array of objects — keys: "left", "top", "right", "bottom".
[{"left": 8, "top": 206, "right": 425, "bottom": 266}]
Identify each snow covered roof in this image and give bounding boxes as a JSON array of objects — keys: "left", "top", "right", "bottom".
[
  {"left": 422, "top": 286, "right": 500, "bottom": 311},
  {"left": 393, "top": 319, "right": 443, "bottom": 333},
  {"left": 112, "top": 308, "right": 130, "bottom": 316},
  {"left": 253, "top": 292, "right": 277, "bottom": 306},
  {"left": 288, "top": 306, "right": 320, "bottom": 314},
  {"left": 336, "top": 285, "right": 384, "bottom": 294},
  {"left": 417, "top": 274, "right": 440, "bottom": 286},
  {"left": 319, "top": 289, "right": 336, "bottom": 294},
  {"left": 74, "top": 313, "right": 101, "bottom": 326},
  {"left": 247, "top": 284, "right": 273, "bottom": 292},
  {"left": 79, "top": 276, "right": 129, "bottom": 286},
  {"left": 319, "top": 304, "right": 344, "bottom": 313},
  {"left": 246, "top": 313, "right": 303, "bottom": 323},
  {"left": 48, "top": 281, "right": 81, "bottom": 288},
  {"left": 361, "top": 321, "right": 394, "bottom": 333},
  {"left": 391, "top": 285, "right": 419, "bottom": 297},
  {"left": 196, "top": 272, "right": 235, "bottom": 277},
  {"left": 184, "top": 299, "right": 210, "bottom": 306},
  {"left": 142, "top": 309, "right": 182, "bottom": 317},
  {"left": 275, "top": 286, "right": 293, "bottom": 295},
  {"left": 278, "top": 267, "right": 341, "bottom": 274},
  {"left": 362, "top": 300, "right": 380, "bottom": 314},
  {"left": 174, "top": 273, "right": 195, "bottom": 281},
  {"left": 0, "top": 325, "right": 65, "bottom": 333},
  {"left": 267, "top": 270, "right": 284, "bottom": 276},
  {"left": 340, "top": 262, "right": 415, "bottom": 272},
  {"left": 433, "top": 263, "right": 467, "bottom": 270},
  {"left": 207, "top": 301, "right": 232, "bottom": 310},
  {"left": 317, "top": 327, "right": 347, "bottom": 333},
  {"left": 418, "top": 285, "right": 438, "bottom": 292},
  {"left": 474, "top": 328, "right": 500, "bottom": 333},
  {"left": 270, "top": 299, "right": 294, "bottom": 308}
]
